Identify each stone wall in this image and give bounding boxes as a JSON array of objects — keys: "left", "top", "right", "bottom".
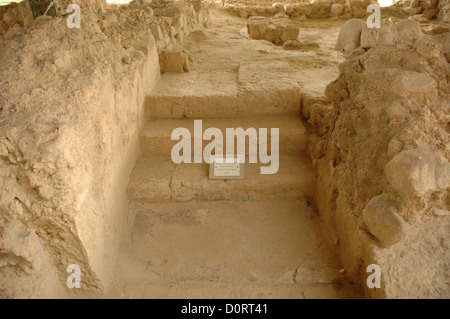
[
  {"left": 223, "top": 0, "right": 382, "bottom": 19},
  {"left": 221, "top": 0, "right": 448, "bottom": 21}
]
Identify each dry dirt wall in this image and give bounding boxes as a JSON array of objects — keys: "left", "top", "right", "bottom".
[
  {"left": 0, "top": 0, "right": 106, "bottom": 42},
  {"left": 0, "top": 0, "right": 209, "bottom": 298},
  {"left": 306, "top": 18, "right": 450, "bottom": 298}
]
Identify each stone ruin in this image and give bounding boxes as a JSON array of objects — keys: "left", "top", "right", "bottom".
[{"left": 246, "top": 14, "right": 299, "bottom": 44}]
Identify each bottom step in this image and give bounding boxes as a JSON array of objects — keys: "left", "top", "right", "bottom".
[
  {"left": 110, "top": 281, "right": 349, "bottom": 299},
  {"left": 127, "top": 155, "right": 316, "bottom": 202},
  {"left": 122, "top": 199, "right": 351, "bottom": 298}
]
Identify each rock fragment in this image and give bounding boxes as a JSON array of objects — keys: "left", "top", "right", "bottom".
[
  {"left": 362, "top": 196, "right": 408, "bottom": 247},
  {"left": 335, "top": 19, "right": 365, "bottom": 56},
  {"left": 385, "top": 149, "right": 450, "bottom": 196}
]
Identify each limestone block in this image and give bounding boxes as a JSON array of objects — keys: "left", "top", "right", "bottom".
[
  {"left": 247, "top": 16, "right": 298, "bottom": 45},
  {"left": 414, "top": 39, "right": 442, "bottom": 58},
  {"left": 385, "top": 149, "right": 450, "bottom": 196},
  {"left": 280, "top": 24, "right": 299, "bottom": 42},
  {"left": 335, "top": 19, "right": 365, "bottom": 55},
  {"left": 360, "top": 23, "right": 396, "bottom": 49},
  {"left": 395, "top": 19, "right": 422, "bottom": 44},
  {"left": 247, "top": 21, "right": 267, "bottom": 39},
  {"left": 331, "top": 4, "right": 344, "bottom": 16},
  {"left": 159, "top": 50, "right": 185, "bottom": 72},
  {"left": 264, "top": 25, "right": 283, "bottom": 44},
  {"left": 422, "top": 8, "right": 436, "bottom": 19},
  {"left": 362, "top": 196, "right": 407, "bottom": 247}
]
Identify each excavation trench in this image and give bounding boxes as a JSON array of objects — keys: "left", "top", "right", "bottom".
[{"left": 106, "top": 9, "right": 363, "bottom": 298}]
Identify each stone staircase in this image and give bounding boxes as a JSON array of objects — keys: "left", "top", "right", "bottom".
[{"left": 120, "top": 72, "right": 347, "bottom": 298}]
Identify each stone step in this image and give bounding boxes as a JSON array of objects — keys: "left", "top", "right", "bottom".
[
  {"left": 124, "top": 199, "right": 345, "bottom": 298},
  {"left": 140, "top": 115, "right": 308, "bottom": 156},
  {"left": 113, "top": 281, "right": 344, "bottom": 299},
  {"left": 127, "top": 154, "right": 315, "bottom": 202},
  {"left": 145, "top": 72, "right": 301, "bottom": 119}
]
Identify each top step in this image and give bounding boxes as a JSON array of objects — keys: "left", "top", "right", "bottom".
[{"left": 145, "top": 71, "right": 302, "bottom": 119}]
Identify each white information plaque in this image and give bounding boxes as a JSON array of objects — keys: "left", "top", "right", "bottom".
[{"left": 209, "top": 157, "right": 244, "bottom": 180}]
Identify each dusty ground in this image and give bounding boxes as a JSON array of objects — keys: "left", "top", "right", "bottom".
[{"left": 185, "top": 8, "right": 345, "bottom": 97}]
